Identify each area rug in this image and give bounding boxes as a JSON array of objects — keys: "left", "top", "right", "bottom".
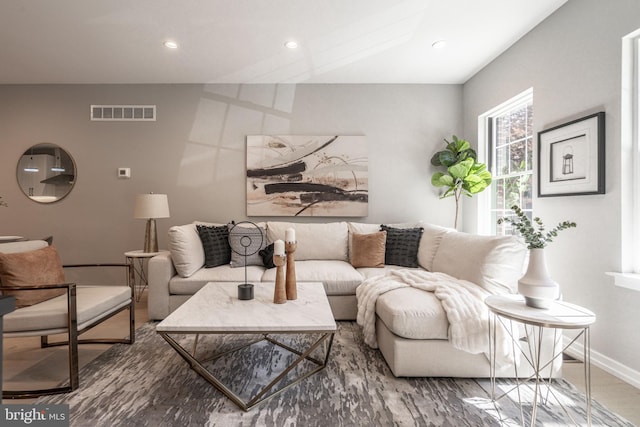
[{"left": 37, "top": 322, "right": 633, "bottom": 426}]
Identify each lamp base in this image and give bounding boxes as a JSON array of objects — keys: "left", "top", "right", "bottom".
[
  {"left": 238, "top": 284, "right": 254, "bottom": 300},
  {"left": 143, "top": 218, "right": 158, "bottom": 253}
]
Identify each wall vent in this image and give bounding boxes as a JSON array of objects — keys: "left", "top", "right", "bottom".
[{"left": 90, "top": 105, "right": 156, "bottom": 121}]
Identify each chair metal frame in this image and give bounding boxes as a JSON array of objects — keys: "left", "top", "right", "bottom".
[{"left": 1, "top": 263, "right": 135, "bottom": 399}]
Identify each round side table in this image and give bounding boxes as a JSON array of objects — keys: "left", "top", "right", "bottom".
[
  {"left": 125, "top": 250, "right": 168, "bottom": 302},
  {"left": 485, "top": 294, "right": 596, "bottom": 426}
]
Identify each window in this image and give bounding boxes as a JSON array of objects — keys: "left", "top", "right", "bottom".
[
  {"left": 618, "top": 29, "right": 640, "bottom": 282},
  {"left": 478, "top": 89, "right": 534, "bottom": 235}
]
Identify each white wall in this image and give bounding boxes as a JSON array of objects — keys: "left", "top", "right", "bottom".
[
  {"left": 463, "top": 0, "right": 640, "bottom": 377},
  {"left": 0, "top": 83, "right": 462, "bottom": 263}
]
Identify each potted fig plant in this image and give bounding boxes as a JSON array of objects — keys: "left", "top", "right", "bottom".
[
  {"left": 498, "top": 205, "right": 577, "bottom": 308},
  {"left": 431, "top": 135, "right": 492, "bottom": 229}
]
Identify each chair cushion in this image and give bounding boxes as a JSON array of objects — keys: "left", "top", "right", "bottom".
[
  {"left": 0, "top": 240, "right": 48, "bottom": 254},
  {"left": 0, "top": 245, "right": 66, "bottom": 308},
  {"left": 3, "top": 285, "right": 131, "bottom": 334},
  {"left": 350, "top": 231, "right": 386, "bottom": 268},
  {"left": 376, "top": 287, "right": 449, "bottom": 340}
]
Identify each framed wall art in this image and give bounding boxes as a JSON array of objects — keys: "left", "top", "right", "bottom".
[
  {"left": 246, "top": 135, "right": 368, "bottom": 217},
  {"left": 538, "top": 112, "right": 605, "bottom": 197}
]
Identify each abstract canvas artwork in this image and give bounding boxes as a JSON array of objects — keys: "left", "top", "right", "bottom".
[{"left": 246, "top": 135, "right": 368, "bottom": 217}]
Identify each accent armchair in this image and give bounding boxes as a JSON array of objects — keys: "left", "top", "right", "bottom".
[{"left": 0, "top": 240, "right": 134, "bottom": 398}]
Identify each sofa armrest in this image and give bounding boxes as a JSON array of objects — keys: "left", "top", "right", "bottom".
[{"left": 148, "top": 252, "right": 176, "bottom": 320}]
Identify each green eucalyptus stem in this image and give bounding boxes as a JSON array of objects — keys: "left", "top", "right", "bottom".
[{"left": 497, "top": 205, "right": 576, "bottom": 249}]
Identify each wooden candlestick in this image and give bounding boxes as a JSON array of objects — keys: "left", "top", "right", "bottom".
[
  {"left": 285, "top": 241, "right": 297, "bottom": 300},
  {"left": 273, "top": 254, "right": 287, "bottom": 304}
]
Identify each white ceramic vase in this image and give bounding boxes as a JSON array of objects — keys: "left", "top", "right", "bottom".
[{"left": 518, "top": 248, "right": 559, "bottom": 309}]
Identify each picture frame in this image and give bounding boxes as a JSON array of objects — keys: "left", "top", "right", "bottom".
[{"left": 538, "top": 112, "right": 605, "bottom": 197}]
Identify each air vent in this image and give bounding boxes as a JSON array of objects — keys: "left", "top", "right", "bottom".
[{"left": 90, "top": 105, "right": 156, "bottom": 121}]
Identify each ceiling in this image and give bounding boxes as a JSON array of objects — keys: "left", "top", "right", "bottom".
[{"left": 0, "top": 0, "right": 567, "bottom": 84}]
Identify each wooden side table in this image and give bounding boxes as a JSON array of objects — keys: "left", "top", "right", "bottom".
[
  {"left": 125, "top": 250, "right": 168, "bottom": 302},
  {"left": 485, "top": 294, "right": 596, "bottom": 426}
]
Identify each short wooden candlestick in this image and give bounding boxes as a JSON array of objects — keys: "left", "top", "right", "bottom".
[
  {"left": 273, "top": 254, "right": 287, "bottom": 304},
  {"left": 285, "top": 241, "right": 297, "bottom": 300}
]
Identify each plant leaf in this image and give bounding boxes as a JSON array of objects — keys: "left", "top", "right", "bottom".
[{"left": 448, "top": 157, "right": 473, "bottom": 179}]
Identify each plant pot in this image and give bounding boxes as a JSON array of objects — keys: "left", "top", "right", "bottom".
[{"left": 518, "top": 248, "right": 559, "bottom": 309}]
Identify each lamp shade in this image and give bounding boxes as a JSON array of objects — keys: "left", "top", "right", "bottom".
[{"left": 133, "top": 193, "right": 170, "bottom": 219}]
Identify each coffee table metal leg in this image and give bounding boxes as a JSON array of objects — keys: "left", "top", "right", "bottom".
[{"left": 159, "top": 331, "right": 335, "bottom": 411}]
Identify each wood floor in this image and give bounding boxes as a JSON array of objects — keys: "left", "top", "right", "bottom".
[{"left": 3, "top": 292, "right": 640, "bottom": 425}]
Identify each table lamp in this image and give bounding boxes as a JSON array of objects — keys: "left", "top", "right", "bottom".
[{"left": 134, "top": 193, "right": 170, "bottom": 253}]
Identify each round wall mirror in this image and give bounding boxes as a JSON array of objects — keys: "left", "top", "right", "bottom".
[{"left": 17, "top": 143, "right": 76, "bottom": 203}]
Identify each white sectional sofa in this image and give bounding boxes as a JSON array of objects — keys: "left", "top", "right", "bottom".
[{"left": 148, "top": 220, "right": 561, "bottom": 378}]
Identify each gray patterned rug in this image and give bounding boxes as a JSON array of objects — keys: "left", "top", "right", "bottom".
[{"left": 37, "top": 322, "right": 632, "bottom": 426}]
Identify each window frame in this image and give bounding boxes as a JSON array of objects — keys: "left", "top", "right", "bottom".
[
  {"left": 477, "top": 88, "right": 534, "bottom": 235},
  {"left": 616, "top": 29, "right": 640, "bottom": 287}
]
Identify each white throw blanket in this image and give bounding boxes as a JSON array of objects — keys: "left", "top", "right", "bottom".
[{"left": 356, "top": 269, "right": 514, "bottom": 364}]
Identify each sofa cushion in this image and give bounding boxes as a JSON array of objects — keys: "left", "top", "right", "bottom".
[
  {"left": 357, "top": 264, "right": 424, "bottom": 281},
  {"left": 417, "top": 223, "right": 451, "bottom": 272},
  {"left": 228, "top": 223, "right": 266, "bottom": 268},
  {"left": 376, "top": 287, "right": 449, "bottom": 340},
  {"left": 0, "top": 245, "right": 66, "bottom": 308},
  {"left": 260, "top": 260, "right": 363, "bottom": 296},
  {"left": 169, "top": 265, "right": 267, "bottom": 295},
  {"left": 350, "top": 231, "right": 386, "bottom": 268},
  {"left": 266, "top": 222, "right": 348, "bottom": 261},
  {"left": 197, "top": 224, "right": 231, "bottom": 268},
  {"left": 431, "top": 231, "right": 526, "bottom": 294},
  {"left": 168, "top": 224, "right": 205, "bottom": 278},
  {"left": 380, "top": 225, "right": 423, "bottom": 268}
]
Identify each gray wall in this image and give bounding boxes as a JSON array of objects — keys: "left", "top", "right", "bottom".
[
  {"left": 463, "top": 0, "right": 640, "bottom": 377},
  {"left": 0, "top": 83, "right": 462, "bottom": 263}
]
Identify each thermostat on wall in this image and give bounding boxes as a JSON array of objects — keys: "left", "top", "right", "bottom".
[{"left": 118, "top": 168, "right": 131, "bottom": 179}]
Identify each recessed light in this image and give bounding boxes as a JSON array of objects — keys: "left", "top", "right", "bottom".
[
  {"left": 163, "top": 40, "right": 179, "bottom": 49},
  {"left": 284, "top": 40, "right": 298, "bottom": 49},
  {"left": 432, "top": 39, "right": 446, "bottom": 49}
]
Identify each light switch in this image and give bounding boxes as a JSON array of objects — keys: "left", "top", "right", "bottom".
[{"left": 118, "top": 168, "right": 131, "bottom": 179}]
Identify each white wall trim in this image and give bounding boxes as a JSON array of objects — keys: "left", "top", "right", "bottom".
[
  {"left": 564, "top": 333, "right": 640, "bottom": 390},
  {"left": 606, "top": 271, "right": 640, "bottom": 291}
]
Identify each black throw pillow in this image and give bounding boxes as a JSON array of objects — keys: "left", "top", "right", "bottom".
[
  {"left": 196, "top": 224, "right": 231, "bottom": 268},
  {"left": 259, "top": 243, "right": 276, "bottom": 269},
  {"left": 380, "top": 225, "right": 424, "bottom": 268}
]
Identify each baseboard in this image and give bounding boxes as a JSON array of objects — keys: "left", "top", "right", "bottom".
[{"left": 563, "top": 333, "right": 640, "bottom": 390}]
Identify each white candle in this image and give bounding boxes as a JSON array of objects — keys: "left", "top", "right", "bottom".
[
  {"left": 274, "top": 239, "right": 285, "bottom": 256},
  {"left": 285, "top": 227, "right": 296, "bottom": 243}
]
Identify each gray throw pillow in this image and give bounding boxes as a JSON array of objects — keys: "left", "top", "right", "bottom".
[{"left": 228, "top": 224, "right": 266, "bottom": 268}]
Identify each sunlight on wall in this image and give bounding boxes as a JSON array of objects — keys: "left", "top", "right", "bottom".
[{"left": 178, "top": 84, "right": 297, "bottom": 187}]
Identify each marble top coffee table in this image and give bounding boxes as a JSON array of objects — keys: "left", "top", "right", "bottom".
[{"left": 156, "top": 281, "right": 337, "bottom": 411}]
